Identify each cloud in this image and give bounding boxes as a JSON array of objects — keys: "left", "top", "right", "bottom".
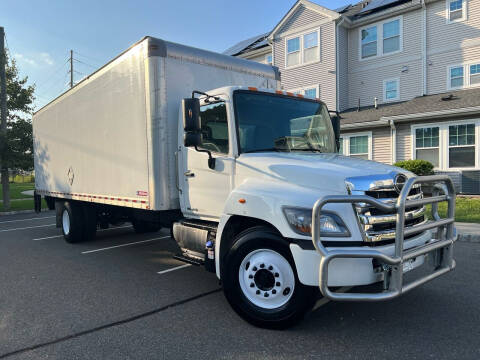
[
  {"left": 14, "top": 52, "right": 54, "bottom": 67},
  {"left": 14, "top": 53, "right": 38, "bottom": 67},
  {"left": 40, "top": 52, "right": 54, "bottom": 66}
]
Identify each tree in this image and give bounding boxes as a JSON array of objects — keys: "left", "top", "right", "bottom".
[{"left": 0, "top": 52, "right": 35, "bottom": 210}]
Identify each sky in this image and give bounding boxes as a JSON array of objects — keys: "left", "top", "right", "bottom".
[{"left": 1, "top": 0, "right": 352, "bottom": 110}]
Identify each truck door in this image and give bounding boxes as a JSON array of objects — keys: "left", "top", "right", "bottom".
[{"left": 180, "top": 99, "right": 233, "bottom": 220}]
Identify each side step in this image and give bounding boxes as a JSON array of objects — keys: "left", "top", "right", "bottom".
[{"left": 173, "top": 254, "right": 203, "bottom": 266}]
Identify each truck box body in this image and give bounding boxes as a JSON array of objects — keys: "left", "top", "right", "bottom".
[{"left": 33, "top": 37, "right": 279, "bottom": 211}]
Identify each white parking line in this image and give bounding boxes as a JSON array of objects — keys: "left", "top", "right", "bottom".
[
  {"left": 0, "top": 216, "right": 55, "bottom": 224},
  {"left": 0, "top": 224, "right": 56, "bottom": 233},
  {"left": 313, "top": 286, "right": 352, "bottom": 311},
  {"left": 81, "top": 235, "right": 170, "bottom": 254},
  {"left": 32, "top": 225, "right": 133, "bottom": 241},
  {"left": 157, "top": 264, "right": 192, "bottom": 275}
]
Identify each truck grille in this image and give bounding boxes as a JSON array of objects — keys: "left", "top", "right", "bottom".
[{"left": 356, "top": 185, "right": 426, "bottom": 243}]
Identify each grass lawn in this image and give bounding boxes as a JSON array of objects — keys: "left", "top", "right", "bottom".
[
  {"left": 426, "top": 197, "right": 480, "bottom": 223},
  {"left": 1, "top": 199, "right": 48, "bottom": 213},
  {"left": 0, "top": 182, "right": 35, "bottom": 200}
]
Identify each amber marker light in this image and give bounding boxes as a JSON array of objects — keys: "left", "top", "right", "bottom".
[{"left": 238, "top": 198, "right": 246, "bottom": 204}]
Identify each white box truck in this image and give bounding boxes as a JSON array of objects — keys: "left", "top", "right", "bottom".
[{"left": 33, "top": 36, "right": 457, "bottom": 328}]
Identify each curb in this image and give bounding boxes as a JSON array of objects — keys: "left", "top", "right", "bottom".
[
  {"left": 457, "top": 233, "right": 480, "bottom": 243},
  {"left": 0, "top": 209, "right": 49, "bottom": 216}
]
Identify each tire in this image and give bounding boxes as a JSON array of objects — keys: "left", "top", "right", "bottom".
[
  {"left": 61, "top": 201, "right": 85, "bottom": 243},
  {"left": 132, "top": 219, "right": 161, "bottom": 234},
  {"left": 82, "top": 204, "right": 97, "bottom": 241},
  {"left": 222, "top": 226, "right": 317, "bottom": 329}
]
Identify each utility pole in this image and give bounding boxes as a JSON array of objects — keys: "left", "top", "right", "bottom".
[
  {"left": 0, "top": 26, "right": 10, "bottom": 210},
  {"left": 70, "top": 49, "right": 73, "bottom": 88}
]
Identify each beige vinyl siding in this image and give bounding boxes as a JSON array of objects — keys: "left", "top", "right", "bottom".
[
  {"left": 244, "top": 50, "right": 272, "bottom": 64},
  {"left": 342, "top": 127, "right": 392, "bottom": 164},
  {"left": 396, "top": 122, "right": 412, "bottom": 162},
  {"left": 426, "top": 0, "right": 480, "bottom": 94},
  {"left": 277, "top": 4, "right": 328, "bottom": 33},
  {"left": 274, "top": 21, "right": 337, "bottom": 110},
  {"left": 428, "top": 46, "right": 480, "bottom": 93},
  {"left": 337, "top": 25, "right": 349, "bottom": 111},
  {"left": 426, "top": 0, "right": 480, "bottom": 52},
  {"left": 347, "top": 9, "right": 423, "bottom": 108},
  {"left": 372, "top": 127, "right": 392, "bottom": 164}
]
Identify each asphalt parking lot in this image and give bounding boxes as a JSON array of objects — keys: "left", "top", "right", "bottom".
[{"left": 1, "top": 211, "right": 479, "bottom": 360}]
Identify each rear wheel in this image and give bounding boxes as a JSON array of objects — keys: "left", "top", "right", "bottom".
[
  {"left": 222, "top": 226, "right": 317, "bottom": 329},
  {"left": 62, "top": 201, "right": 85, "bottom": 243}
]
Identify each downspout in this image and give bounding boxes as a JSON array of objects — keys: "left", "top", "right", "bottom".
[
  {"left": 422, "top": 0, "right": 427, "bottom": 95},
  {"left": 389, "top": 119, "right": 397, "bottom": 164},
  {"left": 335, "top": 17, "right": 345, "bottom": 112}
]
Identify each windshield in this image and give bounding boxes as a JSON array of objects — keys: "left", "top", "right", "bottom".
[{"left": 233, "top": 91, "right": 336, "bottom": 154}]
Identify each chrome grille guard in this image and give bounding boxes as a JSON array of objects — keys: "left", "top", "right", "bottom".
[{"left": 312, "top": 175, "right": 457, "bottom": 302}]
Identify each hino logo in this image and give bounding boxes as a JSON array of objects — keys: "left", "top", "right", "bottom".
[{"left": 394, "top": 173, "right": 407, "bottom": 193}]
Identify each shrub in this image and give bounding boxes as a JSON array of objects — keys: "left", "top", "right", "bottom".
[{"left": 394, "top": 159, "right": 434, "bottom": 176}]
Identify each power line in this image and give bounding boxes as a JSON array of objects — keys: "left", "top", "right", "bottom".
[
  {"left": 73, "top": 58, "right": 97, "bottom": 69},
  {"left": 74, "top": 51, "right": 102, "bottom": 65}
]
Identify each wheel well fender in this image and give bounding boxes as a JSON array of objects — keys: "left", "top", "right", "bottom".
[{"left": 217, "top": 216, "right": 289, "bottom": 279}]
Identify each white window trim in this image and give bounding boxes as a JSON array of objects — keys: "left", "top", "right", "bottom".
[
  {"left": 446, "top": 0, "right": 467, "bottom": 24},
  {"left": 358, "top": 16, "right": 403, "bottom": 61},
  {"left": 383, "top": 78, "right": 400, "bottom": 102},
  {"left": 447, "top": 60, "right": 480, "bottom": 90},
  {"left": 340, "top": 132, "right": 373, "bottom": 160},
  {"left": 411, "top": 119, "right": 480, "bottom": 171},
  {"left": 287, "top": 84, "right": 321, "bottom": 99},
  {"left": 285, "top": 28, "right": 321, "bottom": 69}
]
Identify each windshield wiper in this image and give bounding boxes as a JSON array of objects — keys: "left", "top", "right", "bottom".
[
  {"left": 243, "top": 148, "right": 285, "bottom": 153},
  {"left": 289, "top": 148, "right": 324, "bottom": 152}
]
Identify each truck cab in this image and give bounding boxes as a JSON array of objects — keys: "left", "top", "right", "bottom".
[{"left": 174, "top": 86, "right": 457, "bottom": 328}]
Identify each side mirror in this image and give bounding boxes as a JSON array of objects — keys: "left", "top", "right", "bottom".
[
  {"left": 330, "top": 115, "right": 341, "bottom": 152},
  {"left": 182, "top": 98, "right": 201, "bottom": 133},
  {"left": 184, "top": 132, "right": 202, "bottom": 147}
]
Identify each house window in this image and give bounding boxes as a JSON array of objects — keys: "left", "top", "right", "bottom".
[
  {"left": 384, "top": 78, "right": 399, "bottom": 101},
  {"left": 360, "top": 16, "right": 402, "bottom": 60},
  {"left": 447, "top": 0, "right": 466, "bottom": 22},
  {"left": 361, "top": 26, "right": 377, "bottom": 59},
  {"left": 285, "top": 29, "right": 320, "bottom": 68},
  {"left": 303, "top": 31, "right": 319, "bottom": 63},
  {"left": 304, "top": 87, "right": 317, "bottom": 98},
  {"left": 383, "top": 19, "right": 400, "bottom": 54},
  {"left": 288, "top": 85, "right": 319, "bottom": 99},
  {"left": 266, "top": 54, "right": 272, "bottom": 65},
  {"left": 340, "top": 133, "right": 372, "bottom": 159},
  {"left": 287, "top": 37, "right": 300, "bottom": 67},
  {"left": 470, "top": 64, "right": 480, "bottom": 85},
  {"left": 449, "top": 66, "right": 464, "bottom": 88},
  {"left": 415, "top": 127, "right": 440, "bottom": 167},
  {"left": 349, "top": 136, "right": 369, "bottom": 159},
  {"left": 449, "top": 124, "right": 475, "bottom": 167}
]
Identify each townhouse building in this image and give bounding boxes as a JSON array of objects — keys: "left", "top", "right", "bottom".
[{"left": 224, "top": 0, "right": 480, "bottom": 193}]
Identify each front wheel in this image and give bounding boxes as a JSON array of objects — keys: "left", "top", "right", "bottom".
[{"left": 222, "top": 226, "right": 317, "bottom": 329}]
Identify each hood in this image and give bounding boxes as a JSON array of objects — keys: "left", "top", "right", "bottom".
[{"left": 236, "top": 152, "right": 411, "bottom": 194}]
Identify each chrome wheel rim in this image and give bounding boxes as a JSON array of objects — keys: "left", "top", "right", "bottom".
[
  {"left": 62, "top": 209, "right": 70, "bottom": 235},
  {"left": 239, "top": 249, "right": 295, "bottom": 309}
]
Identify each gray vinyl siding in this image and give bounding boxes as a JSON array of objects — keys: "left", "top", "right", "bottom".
[
  {"left": 243, "top": 50, "right": 272, "bottom": 64},
  {"left": 426, "top": 0, "right": 480, "bottom": 94},
  {"left": 277, "top": 4, "right": 328, "bottom": 33},
  {"left": 274, "top": 21, "right": 337, "bottom": 110},
  {"left": 347, "top": 9, "right": 424, "bottom": 109},
  {"left": 337, "top": 25, "right": 349, "bottom": 112}
]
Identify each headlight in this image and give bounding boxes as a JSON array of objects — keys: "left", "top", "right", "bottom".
[{"left": 283, "top": 207, "right": 349, "bottom": 237}]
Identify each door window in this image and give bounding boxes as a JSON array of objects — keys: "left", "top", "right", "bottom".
[{"left": 199, "top": 102, "right": 229, "bottom": 154}]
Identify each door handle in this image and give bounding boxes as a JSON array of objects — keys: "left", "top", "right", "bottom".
[{"left": 184, "top": 171, "right": 195, "bottom": 178}]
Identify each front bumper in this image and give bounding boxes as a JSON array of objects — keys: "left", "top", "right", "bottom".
[
  {"left": 290, "top": 230, "right": 434, "bottom": 287},
  {"left": 305, "top": 175, "right": 457, "bottom": 301}
]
